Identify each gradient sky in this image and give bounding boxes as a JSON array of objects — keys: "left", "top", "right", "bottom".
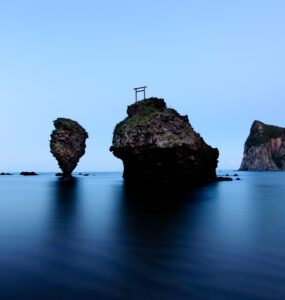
[{"left": 0, "top": 0, "right": 284, "bottom": 171}]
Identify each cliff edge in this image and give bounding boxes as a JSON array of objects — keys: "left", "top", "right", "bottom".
[
  {"left": 110, "top": 98, "right": 219, "bottom": 184},
  {"left": 239, "top": 120, "right": 285, "bottom": 171}
]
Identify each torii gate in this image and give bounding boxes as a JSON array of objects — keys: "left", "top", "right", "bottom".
[{"left": 134, "top": 86, "right": 147, "bottom": 103}]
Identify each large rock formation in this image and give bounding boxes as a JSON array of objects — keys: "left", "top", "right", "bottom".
[
  {"left": 50, "top": 118, "right": 88, "bottom": 177},
  {"left": 239, "top": 120, "right": 285, "bottom": 171},
  {"left": 110, "top": 98, "right": 219, "bottom": 184}
]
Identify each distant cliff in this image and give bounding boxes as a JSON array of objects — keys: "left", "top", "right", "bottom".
[
  {"left": 240, "top": 120, "right": 285, "bottom": 171},
  {"left": 110, "top": 97, "right": 219, "bottom": 184}
]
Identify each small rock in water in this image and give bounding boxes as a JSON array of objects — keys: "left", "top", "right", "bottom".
[
  {"left": 20, "top": 172, "right": 38, "bottom": 176},
  {"left": 233, "top": 174, "right": 238, "bottom": 176},
  {"left": 216, "top": 177, "right": 233, "bottom": 182},
  {"left": 0, "top": 172, "right": 12, "bottom": 175},
  {"left": 55, "top": 173, "right": 63, "bottom": 176},
  {"left": 236, "top": 177, "right": 241, "bottom": 180}
]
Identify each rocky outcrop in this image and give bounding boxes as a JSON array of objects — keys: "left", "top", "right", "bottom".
[
  {"left": 239, "top": 120, "right": 285, "bottom": 171},
  {"left": 20, "top": 172, "right": 38, "bottom": 176},
  {"left": 110, "top": 98, "right": 219, "bottom": 185},
  {"left": 50, "top": 118, "right": 88, "bottom": 177}
]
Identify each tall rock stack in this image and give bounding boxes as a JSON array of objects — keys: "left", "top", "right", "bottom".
[
  {"left": 50, "top": 118, "right": 88, "bottom": 177},
  {"left": 110, "top": 98, "right": 219, "bottom": 185},
  {"left": 240, "top": 120, "right": 285, "bottom": 171}
]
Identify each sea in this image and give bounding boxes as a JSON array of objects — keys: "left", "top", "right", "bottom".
[{"left": 0, "top": 171, "right": 285, "bottom": 299}]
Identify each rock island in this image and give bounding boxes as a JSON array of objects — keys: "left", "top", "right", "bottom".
[{"left": 110, "top": 98, "right": 219, "bottom": 185}]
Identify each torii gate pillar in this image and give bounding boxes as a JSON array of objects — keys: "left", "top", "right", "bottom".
[{"left": 134, "top": 86, "right": 147, "bottom": 103}]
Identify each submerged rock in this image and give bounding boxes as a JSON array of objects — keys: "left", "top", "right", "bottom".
[
  {"left": 110, "top": 98, "right": 219, "bottom": 185},
  {"left": 240, "top": 120, "right": 285, "bottom": 171},
  {"left": 50, "top": 118, "right": 88, "bottom": 177}
]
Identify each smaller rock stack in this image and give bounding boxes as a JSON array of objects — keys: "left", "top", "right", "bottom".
[{"left": 50, "top": 118, "right": 88, "bottom": 177}]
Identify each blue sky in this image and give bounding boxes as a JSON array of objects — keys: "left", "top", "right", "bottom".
[{"left": 0, "top": 0, "right": 284, "bottom": 171}]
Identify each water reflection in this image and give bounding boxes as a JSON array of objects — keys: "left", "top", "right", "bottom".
[
  {"left": 45, "top": 178, "right": 82, "bottom": 264},
  {"left": 2, "top": 173, "right": 285, "bottom": 299},
  {"left": 51, "top": 178, "right": 80, "bottom": 234},
  {"left": 108, "top": 182, "right": 220, "bottom": 298}
]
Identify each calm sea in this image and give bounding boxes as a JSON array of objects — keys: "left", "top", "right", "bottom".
[{"left": 0, "top": 171, "right": 285, "bottom": 299}]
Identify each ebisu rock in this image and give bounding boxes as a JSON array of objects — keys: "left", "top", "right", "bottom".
[
  {"left": 240, "top": 120, "right": 285, "bottom": 171},
  {"left": 110, "top": 98, "right": 219, "bottom": 185},
  {"left": 50, "top": 118, "right": 88, "bottom": 177}
]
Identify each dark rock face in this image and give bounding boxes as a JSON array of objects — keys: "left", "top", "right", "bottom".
[
  {"left": 110, "top": 98, "right": 219, "bottom": 185},
  {"left": 50, "top": 118, "right": 88, "bottom": 177},
  {"left": 240, "top": 120, "right": 285, "bottom": 171}
]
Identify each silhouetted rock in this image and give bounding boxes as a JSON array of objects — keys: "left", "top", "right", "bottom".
[
  {"left": 110, "top": 98, "right": 219, "bottom": 185},
  {"left": 233, "top": 174, "right": 238, "bottom": 176},
  {"left": 0, "top": 172, "right": 12, "bottom": 175},
  {"left": 55, "top": 173, "right": 63, "bottom": 176},
  {"left": 20, "top": 172, "right": 38, "bottom": 176},
  {"left": 50, "top": 118, "right": 88, "bottom": 178},
  {"left": 236, "top": 178, "right": 241, "bottom": 180},
  {"left": 216, "top": 177, "right": 233, "bottom": 181},
  {"left": 240, "top": 120, "right": 285, "bottom": 171}
]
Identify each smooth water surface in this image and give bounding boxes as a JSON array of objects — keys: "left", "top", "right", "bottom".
[{"left": 0, "top": 171, "right": 285, "bottom": 299}]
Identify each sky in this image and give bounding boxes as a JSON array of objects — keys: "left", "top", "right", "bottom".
[{"left": 0, "top": 0, "right": 284, "bottom": 172}]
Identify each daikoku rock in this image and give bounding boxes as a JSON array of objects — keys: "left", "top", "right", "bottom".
[
  {"left": 110, "top": 98, "right": 219, "bottom": 185},
  {"left": 50, "top": 118, "right": 88, "bottom": 177},
  {"left": 240, "top": 120, "right": 285, "bottom": 171}
]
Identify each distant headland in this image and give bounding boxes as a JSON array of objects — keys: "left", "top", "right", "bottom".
[{"left": 240, "top": 120, "right": 285, "bottom": 171}]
